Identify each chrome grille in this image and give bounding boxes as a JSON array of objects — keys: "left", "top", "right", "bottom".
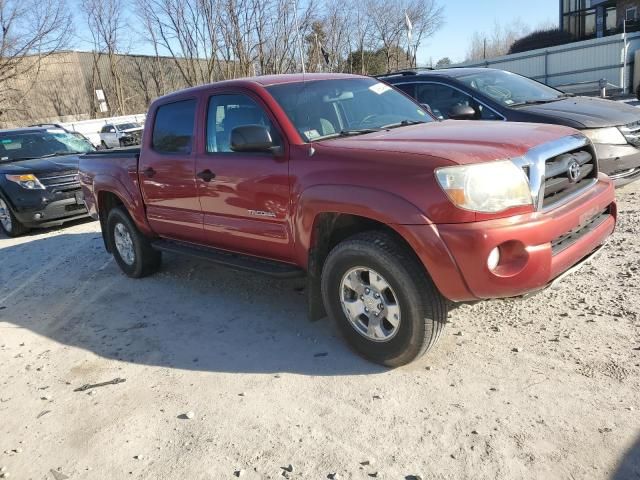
[
  {"left": 619, "top": 121, "right": 640, "bottom": 147},
  {"left": 39, "top": 170, "right": 80, "bottom": 190},
  {"left": 513, "top": 134, "right": 599, "bottom": 211},
  {"left": 542, "top": 148, "right": 597, "bottom": 208}
]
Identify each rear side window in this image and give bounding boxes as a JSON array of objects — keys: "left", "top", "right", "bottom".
[{"left": 152, "top": 99, "right": 196, "bottom": 153}]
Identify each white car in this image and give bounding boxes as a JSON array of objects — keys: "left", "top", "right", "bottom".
[{"left": 98, "top": 122, "right": 143, "bottom": 149}]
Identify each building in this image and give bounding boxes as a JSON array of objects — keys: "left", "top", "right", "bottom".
[
  {"left": 560, "top": 0, "right": 640, "bottom": 40},
  {"left": 0, "top": 51, "right": 229, "bottom": 129}
]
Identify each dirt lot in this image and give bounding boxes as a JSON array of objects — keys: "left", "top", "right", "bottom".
[{"left": 0, "top": 182, "right": 639, "bottom": 480}]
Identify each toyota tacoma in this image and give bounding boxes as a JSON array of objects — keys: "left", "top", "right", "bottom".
[{"left": 79, "top": 74, "right": 616, "bottom": 366}]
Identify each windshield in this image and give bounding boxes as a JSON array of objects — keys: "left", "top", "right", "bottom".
[
  {"left": 0, "top": 130, "right": 95, "bottom": 162},
  {"left": 457, "top": 70, "right": 565, "bottom": 106},
  {"left": 266, "top": 78, "right": 432, "bottom": 142},
  {"left": 116, "top": 123, "right": 140, "bottom": 131}
]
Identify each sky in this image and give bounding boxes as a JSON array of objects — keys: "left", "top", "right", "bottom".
[
  {"left": 417, "top": 0, "right": 560, "bottom": 64},
  {"left": 70, "top": 0, "right": 560, "bottom": 64}
]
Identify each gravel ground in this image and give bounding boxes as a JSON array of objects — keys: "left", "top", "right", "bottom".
[{"left": 0, "top": 181, "right": 638, "bottom": 480}]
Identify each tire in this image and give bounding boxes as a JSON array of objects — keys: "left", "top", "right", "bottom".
[
  {"left": 0, "top": 196, "right": 29, "bottom": 237},
  {"left": 106, "top": 206, "right": 161, "bottom": 278},
  {"left": 101, "top": 140, "right": 109, "bottom": 150},
  {"left": 321, "top": 231, "right": 448, "bottom": 367}
]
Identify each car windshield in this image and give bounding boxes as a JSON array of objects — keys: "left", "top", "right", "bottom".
[
  {"left": 116, "top": 123, "right": 140, "bottom": 130},
  {"left": 0, "top": 129, "right": 95, "bottom": 162},
  {"left": 456, "top": 70, "right": 565, "bottom": 106},
  {"left": 266, "top": 78, "right": 432, "bottom": 142}
]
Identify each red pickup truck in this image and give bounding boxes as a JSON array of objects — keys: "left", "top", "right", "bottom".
[{"left": 80, "top": 73, "right": 616, "bottom": 366}]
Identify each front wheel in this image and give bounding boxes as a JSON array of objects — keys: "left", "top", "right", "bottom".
[
  {"left": 106, "top": 206, "right": 161, "bottom": 278},
  {"left": 0, "top": 197, "right": 29, "bottom": 237},
  {"left": 321, "top": 231, "right": 448, "bottom": 367}
]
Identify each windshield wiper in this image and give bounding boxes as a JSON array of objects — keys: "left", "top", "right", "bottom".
[
  {"left": 312, "top": 128, "right": 381, "bottom": 141},
  {"left": 511, "top": 94, "right": 573, "bottom": 107},
  {"left": 381, "top": 120, "right": 428, "bottom": 129},
  {"left": 37, "top": 151, "right": 78, "bottom": 158}
]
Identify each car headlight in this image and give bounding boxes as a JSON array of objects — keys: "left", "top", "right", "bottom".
[
  {"left": 5, "top": 174, "right": 46, "bottom": 190},
  {"left": 435, "top": 160, "right": 532, "bottom": 213},
  {"left": 582, "top": 127, "right": 626, "bottom": 145}
]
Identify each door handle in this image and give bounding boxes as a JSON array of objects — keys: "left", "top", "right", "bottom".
[
  {"left": 197, "top": 169, "right": 215, "bottom": 182},
  {"left": 143, "top": 167, "right": 156, "bottom": 178}
]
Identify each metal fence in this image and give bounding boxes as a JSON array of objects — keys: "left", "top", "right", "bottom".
[{"left": 452, "top": 32, "right": 640, "bottom": 95}]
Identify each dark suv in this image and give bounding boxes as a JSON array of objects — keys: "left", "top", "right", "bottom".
[
  {"left": 380, "top": 67, "right": 640, "bottom": 186},
  {"left": 0, "top": 126, "right": 94, "bottom": 236}
]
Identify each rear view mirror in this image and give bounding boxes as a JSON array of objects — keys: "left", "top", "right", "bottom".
[
  {"left": 420, "top": 103, "right": 433, "bottom": 114},
  {"left": 231, "top": 125, "right": 274, "bottom": 153},
  {"left": 449, "top": 104, "right": 476, "bottom": 120}
]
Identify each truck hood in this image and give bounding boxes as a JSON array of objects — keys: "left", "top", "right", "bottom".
[
  {"left": 515, "top": 96, "right": 640, "bottom": 128},
  {"left": 0, "top": 154, "right": 80, "bottom": 175},
  {"left": 319, "top": 120, "right": 579, "bottom": 165},
  {"left": 121, "top": 127, "right": 143, "bottom": 134}
]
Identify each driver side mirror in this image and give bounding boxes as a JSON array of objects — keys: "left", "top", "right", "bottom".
[
  {"left": 231, "top": 125, "right": 275, "bottom": 153},
  {"left": 448, "top": 104, "right": 476, "bottom": 120}
]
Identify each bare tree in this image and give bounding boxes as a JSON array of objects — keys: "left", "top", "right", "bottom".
[
  {"left": 0, "top": 0, "right": 72, "bottom": 119},
  {"left": 81, "top": 0, "right": 128, "bottom": 115},
  {"left": 466, "top": 19, "right": 530, "bottom": 61}
]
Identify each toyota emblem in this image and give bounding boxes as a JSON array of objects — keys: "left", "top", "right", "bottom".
[{"left": 567, "top": 160, "right": 581, "bottom": 183}]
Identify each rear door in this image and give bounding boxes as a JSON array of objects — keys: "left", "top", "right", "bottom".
[
  {"left": 139, "top": 98, "right": 205, "bottom": 243},
  {"left": 194, "top": 91, "right": 292, "bottom": 261}
]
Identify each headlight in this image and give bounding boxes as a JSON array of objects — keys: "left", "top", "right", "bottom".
[
  {"left": 5, "top": 174, "right": 46, "bottom": 190},
  {"left": 582, "top": 127, "right": 626, "bottom": 145},
  {"left": 435, "top": 160, "right": 532, "bottom": 213}
]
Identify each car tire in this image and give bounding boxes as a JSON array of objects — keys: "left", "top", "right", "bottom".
[
  {"left": 106, "top": 206, "right": 161, "bottom": 278},
  {"left": 101, "top": 140, "right": 109, "bottom": 150},
  {"left": 321, "top": 231, "right": 448, "bottom": 367},
  {"left": 0, "top": 196, "right": 29, "bottom": 237}
]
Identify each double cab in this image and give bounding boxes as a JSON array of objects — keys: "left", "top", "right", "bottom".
[{"left": 80, "top": 73, "right": 616, "bottom": 366}]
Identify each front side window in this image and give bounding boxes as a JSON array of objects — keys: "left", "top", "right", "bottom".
[
  {"left": 206, "top": 94, "right": 281, "bottom": 153},
  {"left": 266, "top": 78, "right": 432, "bottom": 142},
  {"left": 0, "top": 129, "right": 95, "bottom": 162},
  {"left": 152, "top": 99, "right": 196, "bottom": 154},
  {"left": 456, "top": 70, "right": 565, "bottom": 107},
  {"left": 416, "top": 83, "right": 499, "bottom": 120}
]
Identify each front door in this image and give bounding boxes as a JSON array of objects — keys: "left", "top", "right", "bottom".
[
  {"left": 195, "top": 92, "right": 292, "bottom": 261},
  {"left": 139, "top": 98, "right": 205, "bottom": 243}
]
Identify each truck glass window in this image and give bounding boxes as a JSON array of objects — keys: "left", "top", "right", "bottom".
[
  {"left": 416, "top": 83, "right": 499, "bottom": 120},
  {"left": 266, "top": 78, "right": 432, "bottom": 142},
  {"left": 152, "top": 99, "right": 196, "bottom": 154},
  {"left": 206, "top": 94, "right": 281, "bottom": 153}
]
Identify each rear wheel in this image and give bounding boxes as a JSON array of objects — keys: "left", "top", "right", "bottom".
[
  {"left": 321, "top": 231, "right": 448, "bottom": 367},
  {"left": 0, "top": 197, "right": 29, "bottom": 237},
  {"left": 106, "top": 206, "right": 161, "bottom": 277}
]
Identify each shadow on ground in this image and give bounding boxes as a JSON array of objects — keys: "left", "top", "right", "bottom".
[
  {"left": 612, "top": 434, "right": 640, "bottom": 480},
  {"left": 0, "top": 231, "right": 384, "bottom": 376}
]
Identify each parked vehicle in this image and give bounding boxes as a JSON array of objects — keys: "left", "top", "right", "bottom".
[
  {"left": 379, "top": 67, "right": 640, "bottom": 186},
  {"left": 80, "top": 73, "right": 616, "bottom": 366},
  {"left": 0, "top": 126, "right": 94, "bottom": 236},
  {"left": 99, "top": 122, "right": 143, "bottom": 149}
]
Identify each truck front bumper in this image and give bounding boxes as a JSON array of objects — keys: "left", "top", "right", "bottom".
[{"left": 402, "top": 174, "right": 616, "bottom": 302}]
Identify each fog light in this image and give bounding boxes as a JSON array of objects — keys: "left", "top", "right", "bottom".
[
  {"left": 487, "top": 247, "right": 500, "bottom": 271},
  {"left": 34, "top": 213, "right": 42, "bottom": 220}
]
